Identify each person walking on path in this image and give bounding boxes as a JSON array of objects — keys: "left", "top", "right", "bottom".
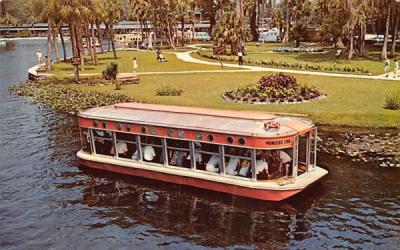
[
  {"left": 36, "top": 49, "right": 43, "bottom": 65},
  {"left": 133, "top": 57, "right": 138, "bottom": 73},
  {"left": 394, "top": 59, "right": 399, "bottom": 78},
  {"left": 156, "top": 48, "right": 161, "bottom": 61},
  {"left": 385, "top": 58, "right": 390, "bottom": 77},
  {"left": 238, "top": 50, "right": 243, "bottom": 66}
]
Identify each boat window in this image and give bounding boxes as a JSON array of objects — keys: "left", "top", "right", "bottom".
[
  {"left": 194, "top": 142, "right": 220, "bottom": 173},
  {"left": 113, "top": 132, "right": 137, "bottom": 159},
  {"left": 166, "top": 139, "right": 190, "bottom": 168},
  {"left": 139, "top": 135, "right": 163, "bottom": 164},
  {"left": 80, "top": 128, "right": 92, "bottom": 153},
  {"left": 92, "top": 129, "right": 114, "bottom": 156},
  {"left": 224, "top": 146, "right": 252, "bottom": 178},
  {"left": 255, "top": 149, "right": 293, "bottom": 180}
]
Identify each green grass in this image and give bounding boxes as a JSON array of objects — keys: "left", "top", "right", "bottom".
[
  {"left": 51, "top": 50, "right": 234, "bottom": 77},
  {"left": 198, "top": 42, "right": 388, "bottom": 75},
  {"left": 66, "top": 72, "right": 400, "bottom": 128}
]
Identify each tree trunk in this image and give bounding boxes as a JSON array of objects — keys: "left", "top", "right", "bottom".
[
  {"left": 46, "top": 19, "right": 52, "bottom": 71},
  {"left": 181, "top": 17, "right": 185, "bottom": 46},
  {"left": 69, "top": 22, "right": 79, "bottom": 83},
  {"left": 96, "top": 22, "right": 104, "bottom": 53},
  {"left": 390, "top": 8, "right": 399, "bottom": 58},
  {"left": 51, "top": 23, "right": 59, "bottom": 63},
  {"left": 282, "top": 0, "right": 290, "bottom": 43},
  {"left": 381, "top": 5, "right": 391, "bottom": 60},
  {"left": 105, "top": 23, "right": 111, "bottom": 51},
  {"left": 250, "top": 2, "right": 258, "bottom": 41},
  {"left": 91, "top": 22, "right": 97, "bottom": 65},
  {"left": 358, "top": 23, "right": 366, "bottom": 56},
  {"left": 59, "top": 26, "right": 67, "bottom": 61},
  {"left": 348, "top": 27, "right": 355, "bottom": 60},
  {"left": 166, "top": 19, "right": 176, "bottom": 51},
  {"left": 85, "top": 26, "right": 94, "bottom": 63},
  {"left": 76, "top": 22, "right": 85, "bottom": 71},
  {"left": 109, "top": 24, "right": 117, "bottom": 59}
]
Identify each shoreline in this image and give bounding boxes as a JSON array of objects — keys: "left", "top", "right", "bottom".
[{"left": 8, "top": 80, "right": 400, "bottom": 167}]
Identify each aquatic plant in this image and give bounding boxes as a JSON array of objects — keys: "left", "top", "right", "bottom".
[{"left": 9, "top": 81, "right": 134, "bottom": 115}]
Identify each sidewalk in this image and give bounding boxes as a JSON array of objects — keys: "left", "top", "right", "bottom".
[{"left": 177, "top": 47, "right": 400, "bottom": 81}]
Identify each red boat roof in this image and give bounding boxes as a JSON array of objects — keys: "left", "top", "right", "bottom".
[{"left": 79, "top": 103, "right": 314, "bottom": 137}]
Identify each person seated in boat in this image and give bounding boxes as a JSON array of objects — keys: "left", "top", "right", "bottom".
[
  {"left": 268, "top": 150, "right": 291, "bottom": 179},
  {"left": 277, "top": 149, "right": 292, "bottom": 176},
  {"left": 170, "top": 150, "right": 187, "bottom": 167},
  {"left": 255, "top": 150, "right": 269, "bottom": 180},
  {"left": 110, "top": 141, "right": 128, "bottom": 158},
  {"left": 239, "top": 159, "right": 251, "bottom": 177},
  {"left": 187, "top": 142, "right": 202, "bottom": 167},
  {"left": 206, "top": 155, "right": 220, "bottom": 173},
  {"left": 225, "top": 148, "right": 239, "bottom": 176},
  {"left": 132, "top": 144, "right": 156, "bottom": 162}
]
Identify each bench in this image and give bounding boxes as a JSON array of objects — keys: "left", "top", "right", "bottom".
[{"left": 116, "top": 73, "right": 140, "bottom": 84}]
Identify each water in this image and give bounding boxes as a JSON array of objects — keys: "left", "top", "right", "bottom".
[{"left": 0, "top": 39, "right": 399, "bottom": 250}]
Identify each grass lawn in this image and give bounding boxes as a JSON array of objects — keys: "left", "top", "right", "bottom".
[
  {"left": 66, "top": 72, "right": 400, "bottom": 128},
  {"left": 197, "top": 42, "right": 388, "bottom": 75},
  {"left": 51, "top": 50, "right": 235, "bottom": 77}
]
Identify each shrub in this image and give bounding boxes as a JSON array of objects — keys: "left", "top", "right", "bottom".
[
  {"left": 115, "top": 81, "right": 122, "bottom": 90},
  {"left": 156, "top": 84, "right": 183, "bottom": 96},
  {"left": 102, "top": 62, "right": 118, "bottom": 80},
  {"left": 384, "top": 91, "right": 400, "bottom": 110}
]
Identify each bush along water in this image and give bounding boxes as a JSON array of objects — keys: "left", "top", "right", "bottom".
[
  {"left": 197, "top": 50, "right": 370, "bottom": 74},
  {"left": 9, "top": 81, "right": 134, "bottom": 115},
  {"left": 224, "top": 73, "right": 324, "bottom": 104}
]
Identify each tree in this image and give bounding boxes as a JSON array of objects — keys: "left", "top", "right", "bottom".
[
  {"left": 95, "top": 0, "right": 123, "bottom": 59},
  {"left": 213, "top": 11, "right": 251, "bottom": 55}
]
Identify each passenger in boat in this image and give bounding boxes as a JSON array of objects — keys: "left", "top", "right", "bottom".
[
  {"left": 169, "top": 150, "right": 187, "bottom": 167},
  {"left": 132, "top": 145, "right": 156, "bottom": 161},
  {"left": 256, "top": 159, "right": 269, "bottom": 179},
  {"left": 277, "top": 150, "right": 292, "bottom": 176},
  {"left": 239, "top": 159, "right": 250, "bottom": 177},
  {"left": 268, "top": 150, "right": 291, "bottom": 178},
  {"left": 110, "top": 141, "right": 128, "bottom": 157},
  {"left": 206, "top": 155, "right": 220, "bottom": 172},
  {"left": 225, "top": 148, "right": 240, "bottom": 175},
  {"left": 187, "top": 143, "right": 202, "bottom": 166}
]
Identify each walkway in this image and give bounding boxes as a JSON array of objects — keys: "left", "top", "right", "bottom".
[{"left": 174, "top": 50, "right": 400, "bottom": 81}]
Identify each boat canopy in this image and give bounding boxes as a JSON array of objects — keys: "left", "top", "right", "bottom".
[{"left": 79, "top": 103, "right": 314, "bottom": 138}]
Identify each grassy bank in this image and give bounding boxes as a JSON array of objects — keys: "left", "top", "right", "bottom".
[
  {"left": 63, "top": 72, "right": 400, "bottom": 128},
  {"left": 197, "top": 43, "right": 386, "bottom": 75},
  {"left": 51, "top": 50, "right": 233, "bottom": 77}
]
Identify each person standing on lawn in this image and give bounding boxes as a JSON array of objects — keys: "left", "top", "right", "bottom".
[
  {"left": 36, "top": 49, "right": 43, "bottom": 65},
  {"left": 133, "top": 57, "right": 138, "bottom": 73},
  {"left": 385, "top": 58, "right": 390, "bottom": 77},
  {"left": 394, "top": 59, "right": 399, "bottom": 78},
  {"left": 238, "top": 50, "right": 243, "bottom": 66}
]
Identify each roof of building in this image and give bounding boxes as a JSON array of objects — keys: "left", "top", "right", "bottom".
[{"left": 79, "top": 103, "right": 314, "bottom": 138}]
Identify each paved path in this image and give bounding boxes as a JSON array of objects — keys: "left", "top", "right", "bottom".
[{"left": 174, "top": 50, "right": 400, "bottom": 81}]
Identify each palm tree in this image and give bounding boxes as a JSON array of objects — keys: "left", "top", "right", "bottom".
[
  {"left": 95, "top": 0, "right": 123, "bottom": 59},
  {"left": 212, "top": 11, "right": 250, "bottom": 55}
]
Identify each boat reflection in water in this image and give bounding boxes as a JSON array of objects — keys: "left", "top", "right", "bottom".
[{"left": 65, "top": 166, "right": 325, "bottom": 248}]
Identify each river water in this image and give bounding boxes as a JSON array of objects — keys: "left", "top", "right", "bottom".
[{"left": 0, "top": 39, "right": 399, "bottom": 250}]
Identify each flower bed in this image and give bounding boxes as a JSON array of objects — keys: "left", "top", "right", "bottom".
[
  {"left": 197, "top": 50, "right": 370, "bottom": 74},
  {"left": 223, "top": 73, "right": 325, "bottom": 104},
  {"left": 273, "top": 46, "right": 325, "bottom": 53}
]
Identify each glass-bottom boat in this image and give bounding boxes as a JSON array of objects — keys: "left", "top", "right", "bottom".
[{"left": 77, "top": 103, "right": 328, "bottom": 201}]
